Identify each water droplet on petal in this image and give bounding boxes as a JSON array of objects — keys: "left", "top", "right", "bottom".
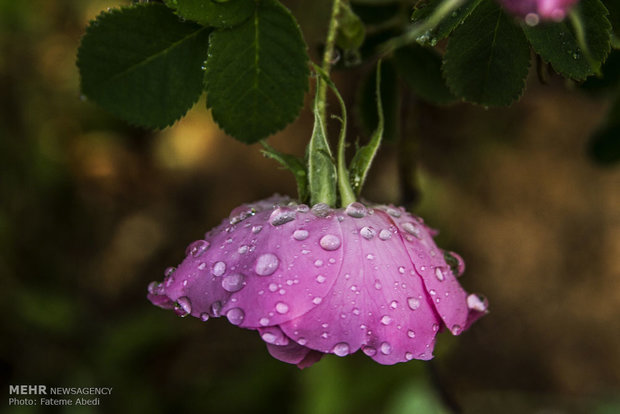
[
  {"left": 407, "top": 297, "right": 420, "bottom": 310},
  {"left": 435, "top": 267, "right": 445, "bottom": 281},
  {"left": 432, "top": 323, "right": 439, "bottom": 332},
  {"left": 261, "top": 332, "right": 277, "bottom": 344},
  {"left": 380, "top": 342, "right": 392, "bottom": 355},
  {"left": 387, "top": 208, "right": 401, "bottom": 218},
  {"left": 252, "top": 225, "right": 263, "bottom": 234},
  {"left": 467, "top": 293, "right": 488, "bottom": 312},
  {"left": 407, "top": 330, "right": 416, "bottom": 338},
  {"left": 345, "top": 202, "right": 367, "bottom": 218},
  {"left": 360, "top": 226, "right": 376, "bottom": 239},
  {"left": 405, "top": 352, "right": 414, "bottom": 360},
  {"left": 311, "top": 203, "right": 331, "bottom": 217},
  {"left": 362, "top": 346, "right": 377, "bottom": 356},
  {"left": 398, "top": 266, "right": 406, "bottom": 274},
  {"left": 316, "top": 275, "right": 326, "bottom": 283},
  {"left": 226, "top": 308, "right": 245, "bottom": 325},
  {"left": 212, "top": 261, "right": 226, "bottom": 277},
  {"left": 269, "top": 208, "right": 296, "bottom": 226},
  {"left": 389, "top": 300, "right": 398, "bottom": 309},
  {"left": 379, "top": 229, "right": 392, "bottom": 240},
  {"left": 222, "top": 273, "right": 245, "bottom": 292},
  {"left": 200, "top": 312, "right": 210, "bottom": 322},
  {"left": 298, "top": 337, "right": 307, "bottom": 346},
  {"left": 259, "top": 317, "right": 270, "bottom": 326},
  {"left": 451, "top": 325, "right": 462, "bottom": 335},
  {"left": 312, "top": 297, "right": 323, "bottom": 305},
  {"left": 319, "top": 234, "right": 341, "bottom": 251},
  {"left": 293, "top": 229, "right": 309, "bottom": 241},
  {"left": 211, "top": 301, "right": 222, "bottom": 317},
  {"left": 380, "top": 315, "right": 393, "bottom": 325},
  {"left": 164, "top": 266, "right": 176, "bottom": 277},
  {"left": 374, "top": 280, "right": 382, "bottom": 290},
  {"left": 174, "top": 296, "right": 192, "bottom": 317},
  {"left": 254, "top": 253, "right": 280, "bottom": 276},
  {"left": 275, "top": 302, "right": 289, "bottom": 314},
  {"left": 333, "top": 342, "right": 350, "bottom": 357},
  {"left": 352, "top": 307, "right": 361, "bottom": 315},
  {"left": 187, "top": 240, "right": 209, "bottom": 257},
  {"left": 296, "top": 204, "right": 310, "bottom": 213},
  {"left": 238, "top": 245, "right": 249, "bottom": 254},
  {"left": 314, "top": 259, "right": 323, "bottom": 267},
  {"left": 147, "top": 281, "right": 161, "bottom": 295},
  {"left": 402, "top": 222, "right": 422, "bottom": 239}
]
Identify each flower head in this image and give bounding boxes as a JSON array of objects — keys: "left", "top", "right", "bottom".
[
  {"left": 148, "top": 196, "right": 487, "bottom": 368},
  {"left": 498, "top": 0, "right": 579, "bottom": 22}
]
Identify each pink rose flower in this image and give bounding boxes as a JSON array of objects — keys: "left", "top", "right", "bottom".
[
  {"left": 148, "top": 196, "right": 487, "bottom": 368},
  {"left": 498, "top": 0, "right": 579, "bottom": 21}
]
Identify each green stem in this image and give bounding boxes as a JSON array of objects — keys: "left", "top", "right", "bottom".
[{"left": 318, "top": 0, "right": 344, "bottom": 125}]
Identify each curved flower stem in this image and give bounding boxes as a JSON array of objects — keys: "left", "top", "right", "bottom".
[{"left": 318, "top": 0, "right": 344, "bottom": 126}]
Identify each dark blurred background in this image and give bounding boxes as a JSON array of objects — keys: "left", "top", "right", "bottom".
[{"left": 1, "top": 0, "right": 619, "bottom": 413}]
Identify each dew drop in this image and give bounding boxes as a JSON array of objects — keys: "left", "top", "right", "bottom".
[
  {"left": 261, "top": 332, "right": 277, "bottom": 343},
  {"left": 407, "top": 297, "right": 420, "bottom": 310},
  {"left": 407, "top": 330, "right": 416, "bottom": 338},
  {"left": 429, "top": 289, "right": 437, "bottom": 296},
  {"left": 251, "top": 225, "right": 263, "bottom": 234},
  {"left": 319, "top": 234, "right": 341, "bottom": 251},
  {"left": 467, "top": 293, "right": 488, "bottom": 312},
  {"left": 174, "top": 296, "right": 192, "bottom": 317},
  {"left": 405, "top": 352, "right": 414, "bottom": 361},
  {"left": 200, "top": 312, "right": 210, "bottom": 322},
  {"left": 259, "top": 317, "right": 270, "bottom": 326},
  {"left": 374, "top": 280, "right": 382, "bottom": 290},
  {"left": 238, "top": 245, "right": 249, "bottom": 254},
  {"left": 268, "top": 283, "right": 278, "bottom": 292},
  {"left": 378, "top": 229, "right": 392, "bottom": 240},
  {"left": 296, "top": 204, "right": 310, "bottom": 213},
  {"left": 398, "top": 266, "right": 406, "bottom": 274},
  {"left": 226, "top": 307, "right": 245, "bottom": 325},
  {"left": 366, "top": 254, "right": 375, "bottom": 260},
  {"left": 298, "top": 337, "right": 307, "bottom": 346},
  {"left": 255, "top": 253, "right": 280, "bottom": 276},
  {"left": 311, "top": 203, "right": 331, "bottom": 217},
  {"left": 221, "top": 273, "right": 245, "bottom": 292},
  {"left": 275, "top": 302, "right": 289, "bottom": 314},
  {"left": 387, "top": 208, "right": 401, "bottom": 218},
  {"left": 432, "top": 323, "right": 439, "bottom": 332},
  {"left": 389, "top": 300, "right": 398, "bottom": 309},
  {"left": 402, "top": 222, "right": 422, "bottom": 239},
  {"left": 187, "top": 240, "right": 209, "bottom": 257},
  {"left": 345, "top": 202, "right": 367, "bottom": 218},
  {"left": 435, "top": 267, "right": 445, "bottom": 281},
  {"left": 197, "top": 262, "right": 206, "bottom": 271},
  {"left": 269, "top": 208, "right": 296, "bottom": 226},
  {"left": 312, "top": 297, "right": 322, "bottom": 305},
  {"left": 316, "top": 275, "right": 326, "bottom": 283},
  {"left": 212, "top": 261, "right": 226, "bottom": 277},
  {"left": 380, "top": 342, "right": 392, "bottom": 355},
  {"left": 451, "top": 325, "right": 462, "bottom": 335},
  {"left": 333, "top": 342, "right": 350, "bottom": 357},
  {"left": 164, "top": 266, "right": 176, "bottom": 278},
  {"left": 314, "top": 259, "right": 323, "bottom": 267},
  {"left": 360, "top": 226, "right": 376, "bottom": 239},
  {"left": 380, "top": 315, "right": 393, "bottom": 325},
  {"left": 147, "top": 281, "right": 161, "bottom": 295},
  {"left": 210, "top": 301, "right": 222, "bottom": 317},
  {"left": 362, "top": 346, "right": 377, "bottom": 357},
  {"left": 293, "top": 229, "right": 309, "bottom": 241}
]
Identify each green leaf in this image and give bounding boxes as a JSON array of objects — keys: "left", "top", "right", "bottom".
[
  {"left": 307, "top": 77, "right": 337, "bottom": 207},
  {"left": 356, "top": 59, "right": 399, "bottom": 141},
  {"left": 443, "top": 0, "right": 530, "bottom": 106},
  {"left": 205, "top": 0, "right": 309, "bottom": 143},
  {"left": 77, "top": 3, "right": 211, "bottom": 129},
  {"left": 260, "top": 141, "right": 309, "bottom": 202},
  {"left": 337, "top": 2, "right": 366, "bottom": 51},
  {"left": 588, "top": 92, "right": 620, "bottom": 165},
  {"left": 411, "top": 0, "right": 483, "bottom": 46},
  {"left": 350, "top": 62, "right": 384, "bottom": 196},
  {"left": 163, "top": 0, "right": 254, "bottom": 28},
  {"left": 523, "top": 0, "right": 612, "bottom": 80},
  {"left": 394, "top": 45, "right": 455, "bottom": 105}
]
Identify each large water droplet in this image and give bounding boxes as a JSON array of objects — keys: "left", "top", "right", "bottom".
[
  {"left": 293, "top": 229, "right": 309, "bottom": 241},
  {"left": 380, "top": 315, "right": 393, "bottom": 325},
  {"left": 175, "top": 296, "right": 192, "bottom": 317},
  {"left": 345, "top": 202, "right": 367, "bottom": 218},
  {"left": 362, "top": 346, "right": 377, "bottom": 357},
  {"left": 407, "top": 297, "right": 420, "bottom": 310},
  {"left": 211, "top": 301, "right": 222, "bottom": 317},
  {"left": 269, "top": 208, "right": 296, "bottom": 226},
  {"left": 374, "top": 280, "right": 382, "bottom": 290},
  {"left": 380, "top": 342, "right": 392, "bottom": 355},
  {"left": 222, "top": 273, "right": 245, "bottom": 292},
  {"left": 187, "top": 240, "right": 209, "bottom": 257},
  {"left": 311, "top": 203, "right": 331, "bottom": 217},
  {"left": 467, "top": 293, "right": 488, "bottom": 312},
  {"left": 360, "top": 226, "right": 376, "bottom": 239},
  {"left": 212, "top": 261, "right": 226, "bottom": 277},
  {"left": 379, "top": 229, "right": 392, "bottom": 240},
  {"left": 319, "top": 234, "right": 341, "bottom": 251},
  {"left": 226, "top": 307, "right": 245, "bottom": 325},
  {"left": 275, "top": 302, "right": 289, "bottom": 314},
  {"left": 332, "top": 342, "right": 350, "bottom": 357},
  {"left": 402, "top": 222, "right": 422, "bottom": 239},
  {"left": 255, "top": 253, "right": 280, "bottom": 276}
]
